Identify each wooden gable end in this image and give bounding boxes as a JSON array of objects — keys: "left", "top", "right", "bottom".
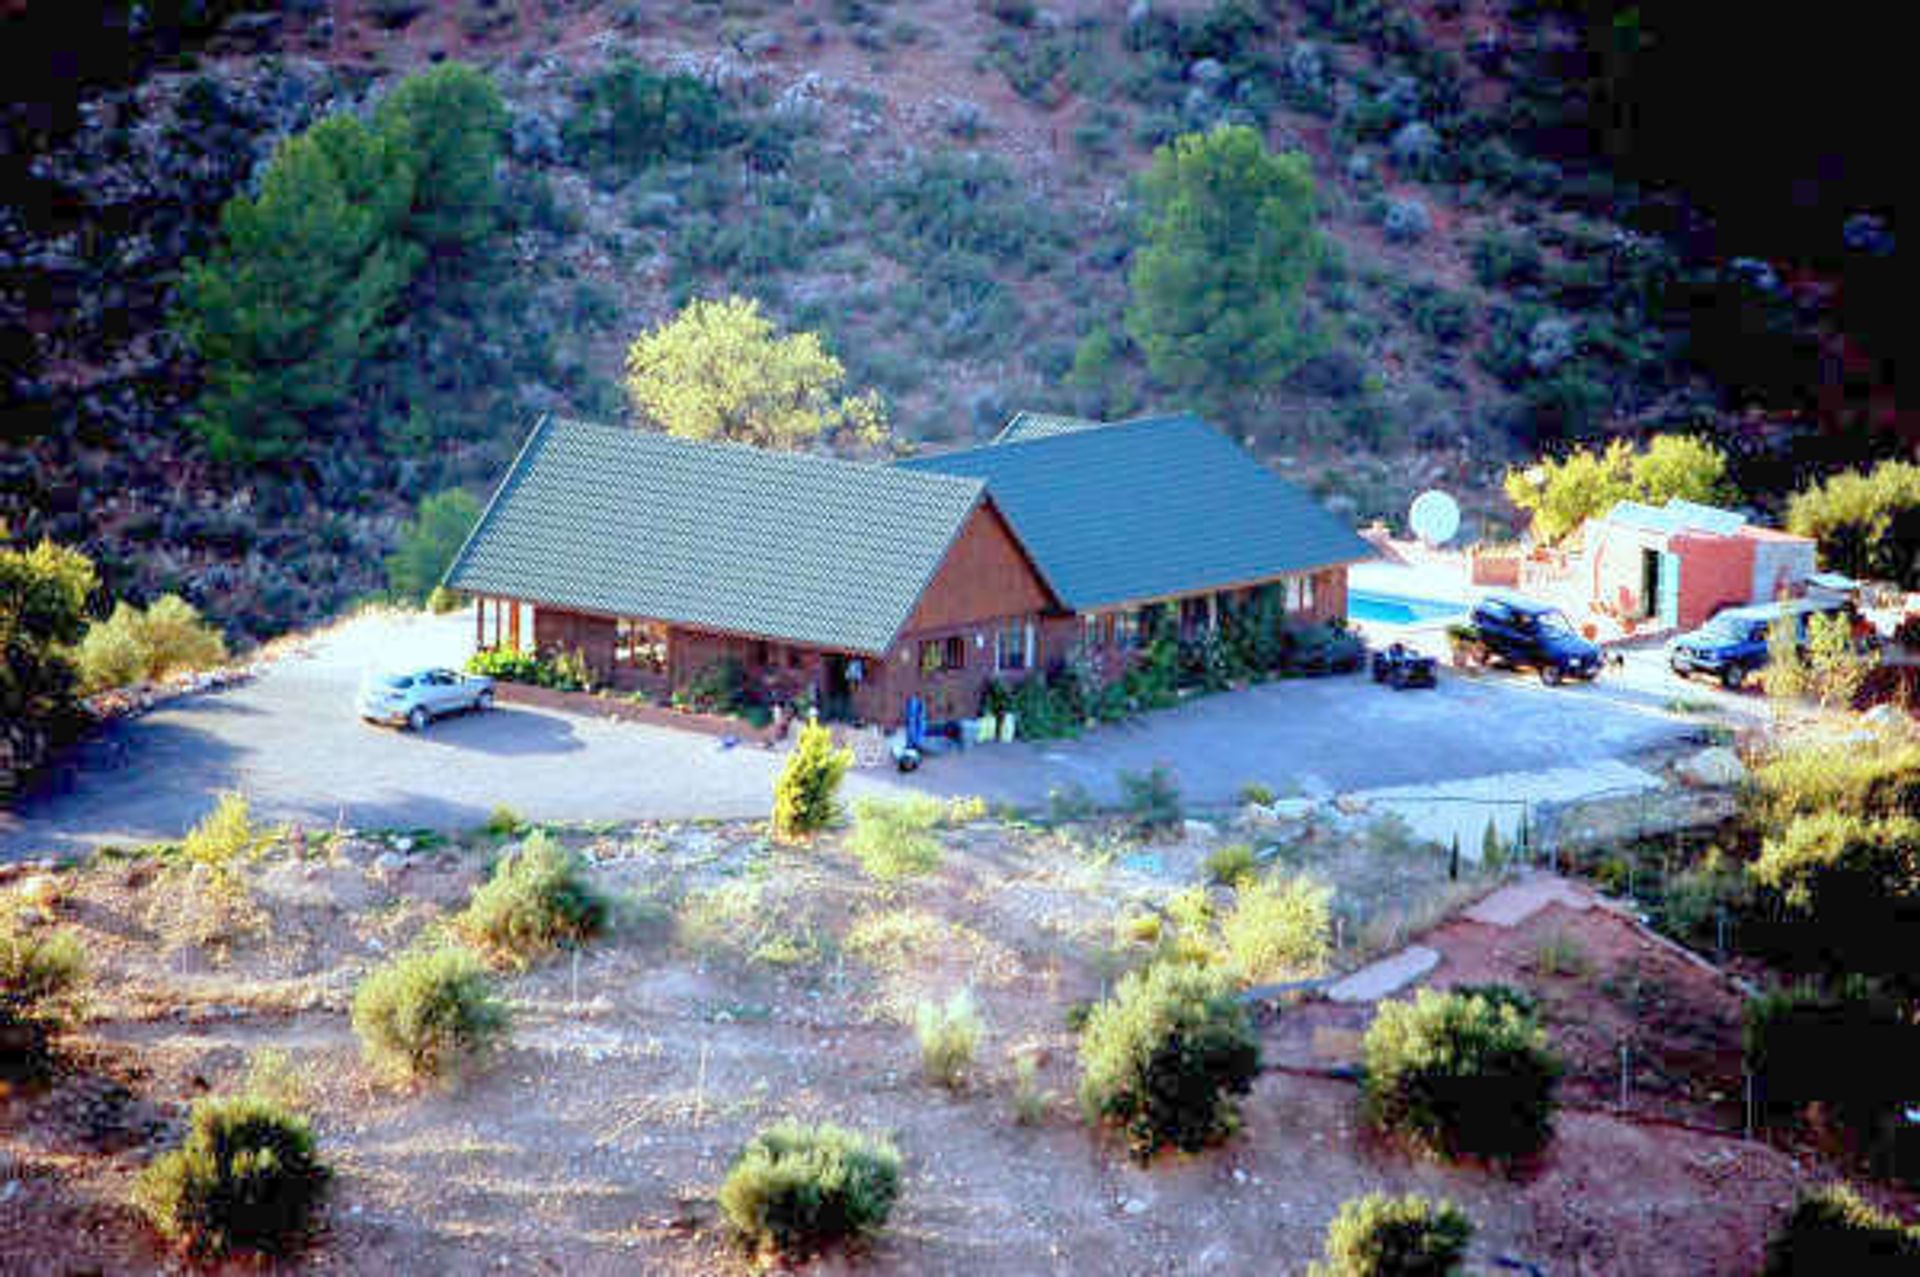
[{"left": 901, "top": 500, "right": 1056, "bottom": 636}]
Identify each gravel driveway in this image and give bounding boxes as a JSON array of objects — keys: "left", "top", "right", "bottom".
[{"left": 1, "top": 611, "right": 1701, "bottom": 860}]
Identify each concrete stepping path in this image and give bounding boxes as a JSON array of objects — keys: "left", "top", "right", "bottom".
[
  {"left": 1327, "top": 944, "right": 1439, "bottom": 1003},
  {"left": 1462, "top": 875, "right": 1597, "bottom": 928}
]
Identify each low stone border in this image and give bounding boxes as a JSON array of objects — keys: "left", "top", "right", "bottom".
[{"left": 493, "top": 681, "right": 781, "bottom": 745}]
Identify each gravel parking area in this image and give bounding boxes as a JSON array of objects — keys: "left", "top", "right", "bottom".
[{"left": 2, "top": 611, "right": 1703, "bottom": 860}]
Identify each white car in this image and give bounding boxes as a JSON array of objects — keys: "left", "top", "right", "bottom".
[{"left": 358, "top": 667, "right": 495, "bottom": 731}]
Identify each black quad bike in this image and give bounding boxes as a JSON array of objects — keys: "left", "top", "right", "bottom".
[{"left": 1371, "top": 642, "right": 1438, "bottom": 690}]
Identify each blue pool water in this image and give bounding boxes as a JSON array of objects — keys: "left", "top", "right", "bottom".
[{"left": 1348, "top": 588, "right": 1467, "bottom": 626}]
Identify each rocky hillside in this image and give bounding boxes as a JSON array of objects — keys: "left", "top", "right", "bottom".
[{"left": 2, "top": 1, "right": 1902, "bottom": 643}]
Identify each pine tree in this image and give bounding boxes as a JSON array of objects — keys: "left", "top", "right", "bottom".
[{"left": 772, "top": 720, "right": 853, "bottom": 841}]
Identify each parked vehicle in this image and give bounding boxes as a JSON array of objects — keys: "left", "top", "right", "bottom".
[
  {"left": 1371, "top": 643, "right": 1438, "bottom": 690},
  {"left": 1467, "top": 596, "right": 1603, "bottom": 685},
  {"left": 1668, "top": 598, "right": 1856, "bottom": 689},
  {"left": 1285, "top": 623, "right": 1366, "bottom": 675},
  {"left": 358, "top": 667, "right": 495, "bottom": 731}
]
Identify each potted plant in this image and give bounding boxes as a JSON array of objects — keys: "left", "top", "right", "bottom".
[{"left": 978, "top": 681, "right": 1008, "bottom": 743}]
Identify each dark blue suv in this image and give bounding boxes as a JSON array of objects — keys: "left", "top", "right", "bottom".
[
  {"left": 1469, "top": 596, "right": 1604, "bottom": 685},
  {"left": 1669, "top": 600, "right": 1848, "bottom": 689}
]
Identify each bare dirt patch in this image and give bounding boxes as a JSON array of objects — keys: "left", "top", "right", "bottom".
[{"left": 0, "top": 820, "right": 1868, "bottom": 1273}]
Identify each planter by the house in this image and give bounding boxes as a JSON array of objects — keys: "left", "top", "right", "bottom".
[
  {"left": 973, "top": 714, "right": 998, "bottom": 744},
  {"left": 998, "top": 712, "right": 1018, "bottom": 742}
]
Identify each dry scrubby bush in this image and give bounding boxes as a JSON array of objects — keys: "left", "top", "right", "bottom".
[
  {"left": 1118, "top": 764, "right": 1183, "bottom": 837},
  {"left": 134, "top": 1095, "right": 328, "bottom": 1259},
  {"left": 153, "top": 792, "right": 270, "bottom": 954},
  {"left": 1762, "top": 1183, "right": 1920, "bottom": 1275},
  {"left": 773, "top": 720, "right": 853, "bottom": 841},
  {"left": 1361, "top": 986, "right": 1561, "bottom": 1162},
  {"left": 1311, "top": 1192, "right": 1475, "bottom": 1277},
  {"left": 1077, "top": 960, "right": 1261, "bottom": 1159},
  {"left": 1220, "top": 874, "right": 1333, "bottom": 982},
  {"left": 350, "top": 946, "right": 510, "bottom": 1086},
  {"left": 914, "top": 988, "right": 984, "bottom": 1089},
  {"left": 455, "top": 830, "right": 608, "bottom": 968},
  {"left": 718, "top": 1121, "right": 902, "bottom": 1260},
  {"left": 75, "top": 594, "right": 227, "bottom": 693},
  {"left": 1, "top": 919, "right": 85, "bottom": 1078}
]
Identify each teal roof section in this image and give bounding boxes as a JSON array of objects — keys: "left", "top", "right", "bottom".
[
  {"left": 1606, "top": 498, "right": 1748, "bottom": 537},
  {"left": 992, "top": 411, "right": 1107, "bottom": 444},
  {"left": 902, "top": 412, "right": 1373, "bottom": 611},
  {"left": 446, "top": 418, "right": 990, "bottom": 655}
]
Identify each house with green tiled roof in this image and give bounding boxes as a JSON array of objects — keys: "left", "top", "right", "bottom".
[
  {"left": 902, "top": 411, "right": 1373, "bottom": 671},
  {"left": 445, "top": 417, "right": 1061, "bottom": 724},
  {"left": 448, "top": 411, "right": 1367, "bottom": 728}
]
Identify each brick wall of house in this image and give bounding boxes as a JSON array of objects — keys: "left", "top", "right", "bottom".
[
  {"left": 532, "top": 608, "right": 616, "bottom": 673},
  {"left": 1671, "top": 532, "right": 1757, "bottom": 631}
]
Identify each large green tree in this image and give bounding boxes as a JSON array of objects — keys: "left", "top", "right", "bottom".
[
  {"left": 374, "top": 62, "right": 508, "bottom": 256},
  {"left": 1, "top": 535, "right": 97, "bottom": 798},
  {"left": 174, "top": 116, "right": 419, "bottom": 465},
  {"left": 1786, "top": 460, "right": 1920, "bottom": 588},
  {"left": 1125, "top": 125, "right": 1320, "bottom": 398},
  {"left": 624, "top": 297, "right": 888, "bottom": 451},
  {"left": 1503, "top": 434, "right": 1731, "bottom": 544},
  {"left": 385, "top": 489, "right": 482, "bottom": 603}
]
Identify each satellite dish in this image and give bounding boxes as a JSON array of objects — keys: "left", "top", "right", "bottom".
[{"left": 1409, "top": 489, "right": 1461, "bottom": 546}]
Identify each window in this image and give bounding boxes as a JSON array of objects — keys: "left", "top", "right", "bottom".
[
  {"left": 995, "top": 617, "right": 1031, "bottom": 672},
  {"left": 920, "top": 636, "right": 968, "bottom": 674},
  {"left": 615, "top": 619, "right": 665, "bottom": 671},
  {"left": 1082, "top": 613, "right": 1104, "bottom": 652},
  {"left": 1180, "top": 596, "right": 1212, "bottom": 637},
  {"left": 1113, "top": 610, "right": 1140, "bottom": 649},
  {"left": 1285, "top": 575, "right": 1315, "bottom": 612}
]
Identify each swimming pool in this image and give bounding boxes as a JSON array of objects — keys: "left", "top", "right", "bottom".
[{"left": 1348, "top": 588, "right": 1468, "bottom": 627}]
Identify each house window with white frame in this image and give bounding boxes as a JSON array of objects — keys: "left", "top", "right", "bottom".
[{"left": 995, "top": 616, "right": 1032, "bottom": 672}]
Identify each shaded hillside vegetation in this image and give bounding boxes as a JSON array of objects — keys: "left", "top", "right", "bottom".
[{"left": 2, "top": 0, "right": 1903, "bottom": 644}]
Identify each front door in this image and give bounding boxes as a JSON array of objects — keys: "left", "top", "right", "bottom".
[
  {"left": 1656, "top": 551, "right": 1681, "bottom": 627},
  {"left": 822, "top": 654, "right": 852, "bottom": 721}
]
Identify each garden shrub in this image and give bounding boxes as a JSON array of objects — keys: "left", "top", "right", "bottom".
[
  {"left": 1119, "top": 764, "right": 1183, "bottom": 838},
  {"left": 1238, "top": 781, "right": 1277, "bottom": 806},
  {"left": 350, "top": 946, "right": 510, "bottom": 1086},
  {"left": 465, "top": 647, "right": 590, "bottom": 692},
  {"left": 1743, "top": 978, "right": 1919, "bottom": 1157},
  {"left": 182, "top": 790, "right": 258, "bottom": 875},
  {"left": 1747, "top": 736, "right": 1920, "bottom": 826},
  {"left": 1, "top": 918, "right": 85, "bottom": 1079},
  {"left": 672, "top": 656, "right": 754, "bottom": 716},
  {"left": 1077, "top": 960, "right": 1260, "bottom": 1158},
  {"left": 1361, "top": 987, "right": 1561, "bottom": 1161},
  {"left": 483, "top": 804, "right": 523, "bottom": 837},
  {"left": 133, "top": 1095, "right": 328, "bottom": 1258},
  {"left": 455, "top": 830, "right": 609, "bottom": 968},
  {"left": 848, "top": 795, "right": 945, "bottom": 880},
  {"left": 1220, "top": 875, "right": 1332, "bottom": 982},
  {"left": 1762, "top": 1183, "right": 1920, "bottom": 1276},
  {"left": 718, "top": 1121, "right": 902, "bottom": 1259},
  {"left": 1312, "top": 1192, "right": 1474, "bottom": 1277},
  {"left": 772, "top": 721, "right": 853, "bottom": 841},
  {"left": 915, "top": 988, "right": 984, "bottom": 1089},
  {"left": 1749, "top": 811, "right": 1920, "bottom": 984},
  {"left": 76, "top": 595, "right": 227, "bottom": 693}
]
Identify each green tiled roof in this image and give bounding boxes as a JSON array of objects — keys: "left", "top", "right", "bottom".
[
  {"left": 446, "top": 418, "right": 989, "bottom": 654},
  {"left": 902, "top": 412, "right": 1372, "bottom": 612},
  {"left": 992, "top": 411, "right": 1106, "bottom": 444}
]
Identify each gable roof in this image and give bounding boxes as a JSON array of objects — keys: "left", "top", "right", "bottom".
[
  {"left": 445, "top": 418, "right": 997, "bottom": 655},
  {"left": 1606, "top": 497, "right": 1748, "bottom": 538},
  {"left": 901, "top": 412, "right": 1373, "bottom": 612},
  {"left": 992, "top": 411, "right": 1107, "bottom": 444}
]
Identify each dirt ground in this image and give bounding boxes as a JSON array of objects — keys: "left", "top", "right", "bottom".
[{"left": 0, "top": 816, "right": 1880, "bottom": 1275}]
